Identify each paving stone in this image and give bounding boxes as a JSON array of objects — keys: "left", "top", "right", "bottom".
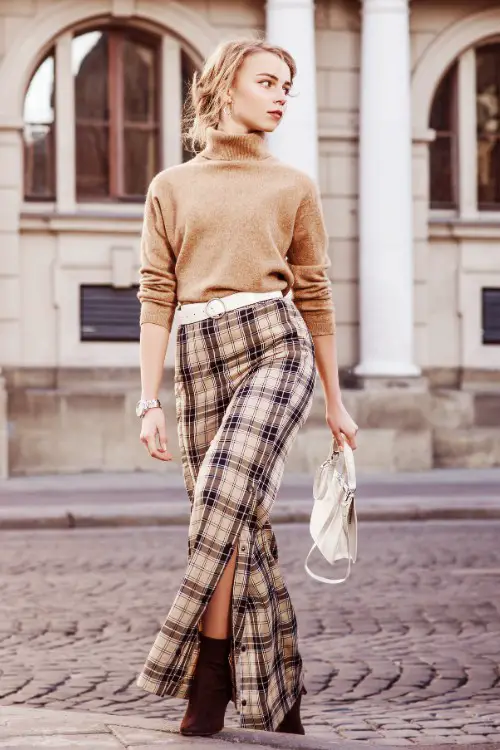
[
  {"left": 377, "top": 723, "right": 423, "bottom": 730},
  {"left": 410, "top": 740, "right": 473, "bottom": 746},
  {"left": 108, "top": 725, "right": 178, "bottom": 744},
  {"left": 462, "top": 724, "right": 492, "bottom": 734},
  {"left": 0, "top": 736, "right": 123, "bottom": 748},
  {"left": 444, "top": 737, "right": 500, "bottom": 744}
]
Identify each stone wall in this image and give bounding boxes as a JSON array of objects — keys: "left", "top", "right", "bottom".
[{"left": 4, "top": 366, "right": 500, "bottom": 476}]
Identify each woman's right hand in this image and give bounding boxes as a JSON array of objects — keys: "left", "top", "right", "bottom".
[{"left": 140, "top": 408, "right": 173, "bottom": 461}]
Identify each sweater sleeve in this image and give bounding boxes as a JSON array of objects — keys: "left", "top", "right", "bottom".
[
  {"left": 286, "top": 176, "right": 336, "bottom": 336},
  {"left": 137, "top": 180, "right": 177, "bottom": 332}
]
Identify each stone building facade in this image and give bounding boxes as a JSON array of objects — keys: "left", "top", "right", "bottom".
[{"left": 0, "top": 0, "right": 499, "bottom": 477}]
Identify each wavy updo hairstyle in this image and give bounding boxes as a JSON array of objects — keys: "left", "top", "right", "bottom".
[{"left": 183, "top": 36, "right": 297, "bottom": 154}]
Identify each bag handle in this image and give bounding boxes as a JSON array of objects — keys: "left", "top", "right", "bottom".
[
  {"left": 330, "top": 437, "right": 356, "bottom": 492},
  {"left": 304, "top": 539, "right": 352, "bottom": 584}
]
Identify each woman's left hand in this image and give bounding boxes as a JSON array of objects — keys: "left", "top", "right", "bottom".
[{"left": 326, "top": 398, "right": 359, "bottom": 451}]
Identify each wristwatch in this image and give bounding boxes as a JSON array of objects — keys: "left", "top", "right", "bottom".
[{"left": 136, "top": 399, "right": 162, "bottom": 418}]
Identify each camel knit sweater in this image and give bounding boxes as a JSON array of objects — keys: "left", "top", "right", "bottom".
[{"left": 138, "top": 125, "right": 336, "bottom": 339}]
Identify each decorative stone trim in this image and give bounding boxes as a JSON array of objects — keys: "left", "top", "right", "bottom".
[
  {"left": 112, "top": 0, "right": 136, "bottom": 17},
  {"left": 318, "top": 127, "right": 436, "bottom": 143},
  {"left": 0, "top": 0, "right": 216, "bottom": 119},
  {"left": 412, "top": 6, "right": 500, "bottom": 131},
  {"left": 429, "top": 218, "right": 500, "bottom": 240},
  {"left": 20, "top": 213, "right": 143, "bottom": 235}
]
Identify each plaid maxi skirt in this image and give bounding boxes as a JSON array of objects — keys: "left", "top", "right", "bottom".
[{"left": 136, "top": 293, "right": 316, "bottom": 731}]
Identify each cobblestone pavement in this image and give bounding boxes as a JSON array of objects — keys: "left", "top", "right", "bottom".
[{"left": 0, "top": 521, "right": 500, "bottom": 746}]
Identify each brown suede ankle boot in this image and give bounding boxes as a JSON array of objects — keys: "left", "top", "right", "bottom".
[
  {"left": 275, "top": 686, "right": 307, "bottom": 735},
  {"left": 180, "top": 633, "right": 233, "bottom": 737}
]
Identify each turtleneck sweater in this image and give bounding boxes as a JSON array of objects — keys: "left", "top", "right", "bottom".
[{"left": 138, "top": 125, "right": 336, "bottom": 340}]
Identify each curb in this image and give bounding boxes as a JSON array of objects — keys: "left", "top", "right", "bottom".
[
  {"left": 0, "top": 706, "right": 394, "bottom": 750},
  {"left": 1, "top": 505, "right": 500, "bottom": 531}
]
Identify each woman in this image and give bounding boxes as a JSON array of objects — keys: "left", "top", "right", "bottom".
[{"left": 135, "top": 37, "right": 358, "bottom": 737}]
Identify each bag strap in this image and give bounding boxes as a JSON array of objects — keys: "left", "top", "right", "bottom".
[
  {"left": 304, "top": 539, "right": 352, "bottom": 584},
  {"left": 304, "top": 507, "right": 353, "bottom": 585}
]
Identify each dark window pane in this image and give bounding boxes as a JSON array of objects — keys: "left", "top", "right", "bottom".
[
  {"left": 430, "top": 136, "right": 455, "bottom": 209},
  {"left": 430, "top": 65, "right": 455, "bottom": 131},
  {"left": 123, "top": 127, "right": 158, "bottom": 196},
  {"left": 477, "top": 139, "right": 500, "bottom": 209},
  {"left": 74, "top": 31, "right": 109, "bottom": 200},
  {"left": 429, "top": 62, "right": 458, "bottom": 210},
  {"left": 123, "top": 39, "right": 157, "bottom": 123},
  {"left": 76, "top": 125, "right": 109, "bottom": 197},
  {"left": 476, "top": 44, "right": 500, "bottom": 210},
  {"left": 73, "top": 31, "right": 109, "bottom": 119},
  {"left": 23, "top": 53, "right": 55, "bottom": 199}
]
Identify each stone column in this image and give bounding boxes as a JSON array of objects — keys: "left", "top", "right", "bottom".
[
  {"left": 265, "top": 0, "right": 319, "bottom": 181},
  {"left": 0, "top": 121, "right": 28, "bottom": 479},
  {"left": 355, "top": 0, "right": 420, "bottom": 378},
  {"left": 0, "top": 122, "right": 23, "bottom": 369}
]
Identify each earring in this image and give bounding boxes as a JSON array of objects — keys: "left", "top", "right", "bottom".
[{"left": 223, "top": 101, "right": 232, "bottom": 117}]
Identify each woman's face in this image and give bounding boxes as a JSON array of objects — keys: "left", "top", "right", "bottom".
[{"left": 224, "top": 51, "right": 292, "bottom": 133}]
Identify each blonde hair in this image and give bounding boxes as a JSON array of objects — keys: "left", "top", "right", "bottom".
[{"left": 183, "top": 36, "right": 297, "bottom": 154}]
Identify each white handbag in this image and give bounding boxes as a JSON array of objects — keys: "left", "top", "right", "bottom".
[{"left": 304, "top": 437, "right": 357, "bottom": 584}]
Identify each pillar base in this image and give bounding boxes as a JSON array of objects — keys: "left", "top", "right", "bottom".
[
  {"left": 353, "top": 373, "right": 429, "bottom": 392},
  {"left": 354, "top": 361, "right": 421, "bottom": 378}
]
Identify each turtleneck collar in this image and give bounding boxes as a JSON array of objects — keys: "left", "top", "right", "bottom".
[{"left": 199, "top": 125, "right": 272, "bottom": 161}]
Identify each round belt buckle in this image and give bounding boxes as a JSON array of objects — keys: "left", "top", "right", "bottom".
[{"left": 205, "top": 297, "right": 226, "bottom": 319}]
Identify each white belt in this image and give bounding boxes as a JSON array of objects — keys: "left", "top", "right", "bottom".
[{"left": 177, "top": 290, "right": 291, "bottom": 325}]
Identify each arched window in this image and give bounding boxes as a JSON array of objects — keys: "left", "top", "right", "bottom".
[
  {"left": 23, "top": 25, "right": 195, "bottom": 204},
  {"left": 429, "top": 40, "right": 500, "bottom": 215}
]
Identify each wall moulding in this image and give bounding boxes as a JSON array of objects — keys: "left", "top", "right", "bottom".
[
  {"left": 112, "top": 0, "right": 136, "bottom": 17},
  {"left": 429, "top": 218, "right": 500, "bottom": 241},
  {"left": 318, "top": 127, "right": 437, "bottom": 144},
  {"left": 412, "top": 6, "right": 500, "bottom": 131},
  {"left": 20, "top": 214, "right": 143, "bottom": 236},
  {"left": 0, "top": 119, "right": 24, "bottom": 132},
  {"left": 0, "top": 0, "right": 215, "bottom": 120}
]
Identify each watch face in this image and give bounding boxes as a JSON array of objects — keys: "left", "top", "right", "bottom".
[{"left": 135, "top": 401, "right": 144, "bottom": 417}]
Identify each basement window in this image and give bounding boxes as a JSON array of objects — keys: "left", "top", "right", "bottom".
[
  {"left": 80, "top": 284, "right": 140, "bottom": 342},
  {"left": 482, "top": 287, "right": 500, "bottom": 344}
]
